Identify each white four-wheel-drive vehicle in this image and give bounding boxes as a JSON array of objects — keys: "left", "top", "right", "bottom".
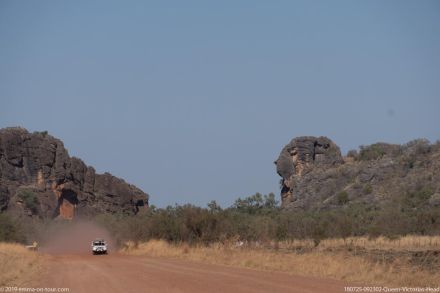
[{"left": 92, "top": 239, "right": 108, "bottom": 255}]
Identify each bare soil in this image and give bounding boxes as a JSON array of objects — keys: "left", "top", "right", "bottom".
[{"left": 38, "top": 253, "right": 349, "bottom": 293}]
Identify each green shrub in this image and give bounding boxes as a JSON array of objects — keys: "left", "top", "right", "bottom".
[
  {"left": 358, "top": 144, "right": 387, "bottom": 161},
  {"left": 17, "top": 189, "right": 39, "bottom": 214},
  {"left": 402, "top": 187, "right": 433, "bottom": 208},
  {"left": 0, "top": 213, "right": 26, "bottom": 243},
  {"left": 25, "top": 190, "right": 435, "bottom": 246},
  {"left": 363, "top": 184, "right": 373, "bottom": 194},
  {"left": 337, "top": 191, "right": 349, "bottom": 205},
  {"left": 233, "top": 192, "right": 279, "bottom": 215}
]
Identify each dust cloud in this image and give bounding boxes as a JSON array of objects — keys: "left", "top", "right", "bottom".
[{"left": 39, "top": 220, "right": 116, "bottom": 255}]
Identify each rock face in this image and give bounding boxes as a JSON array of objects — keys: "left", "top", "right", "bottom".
[
  {"left": 275, "top": 136, "right": 344, "bottom": 208},
  {"left": 275, "top": 136, "right": 440, "bottom": 210},
  {"left": 0, "top": 127, "right": 149, "bottom": 219}
]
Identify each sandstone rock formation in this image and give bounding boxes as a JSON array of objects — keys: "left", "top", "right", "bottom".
[
  {"left": 0, "top": 127, "right": 149, "bottom": 219},
  {"left": 275, "top": 136, "right": 344, "bottom": 208},
  {"left": 275, "top": 136, "right": 440, "bottom": 210}
]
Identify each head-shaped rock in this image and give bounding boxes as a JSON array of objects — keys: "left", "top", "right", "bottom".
[
  {"left": 274, "top": 136, "right": 343, "bottom": 206},
  {"left": 275, "top": 136, "right": 343, "bottom": 178}
]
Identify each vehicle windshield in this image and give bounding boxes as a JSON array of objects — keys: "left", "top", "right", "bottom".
[{"left": 93, "top": 241, "right": 105, "bottom": 245}]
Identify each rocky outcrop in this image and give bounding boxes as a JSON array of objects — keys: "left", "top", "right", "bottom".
[
  {"left": 275, "top": 136, "right": 440, "bottom": 210},
  {"left": 0, "top": 127, "right": 148, "bottom": 219},
  {"left": 275, "top": 136, "right": 344, "bottom": 208}
]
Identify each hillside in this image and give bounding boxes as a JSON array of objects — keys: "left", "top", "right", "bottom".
[
  {"left": 0, "top": 127, "right": 149, "bottom": 220},
  {"left": 275, "top": 136, "right": 440, "bottom": 211}
]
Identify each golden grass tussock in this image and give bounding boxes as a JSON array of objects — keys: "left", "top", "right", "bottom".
[
  {"left": 0, "top": 242, "right": 44, "bottom": 286},
  {"left": 122, "top": 238, "right": 440, "bottom": 287},
  {"left": 280, "top": 235, "right": 440, "bottom": 252}
]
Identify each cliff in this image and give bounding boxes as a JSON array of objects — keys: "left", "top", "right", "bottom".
[{"left": 0, "top": 127, "right": 149, "bottom": 219}]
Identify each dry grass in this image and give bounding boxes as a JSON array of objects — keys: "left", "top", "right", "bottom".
[
  {"left": 122, "top": 238, "right": 440, "bottom": 287},
  {"left": 278, "top": 235, "right": 440, "bottom": 252},
  {"left": 0, "top": 242, "right": 44, "bottom": 286}
]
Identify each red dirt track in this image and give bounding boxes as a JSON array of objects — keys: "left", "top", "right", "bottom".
[{"left": 39, "top": 253, "right": 348, "bottom": 293}]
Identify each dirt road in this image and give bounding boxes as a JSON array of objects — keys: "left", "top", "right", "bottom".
[{"left": 38, "top": 254, "right": 348, "bottom": 293}]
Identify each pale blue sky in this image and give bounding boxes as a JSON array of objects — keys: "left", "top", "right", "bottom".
[{"left": 1, "top": 1, "right": 439, "bottom": 207}]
